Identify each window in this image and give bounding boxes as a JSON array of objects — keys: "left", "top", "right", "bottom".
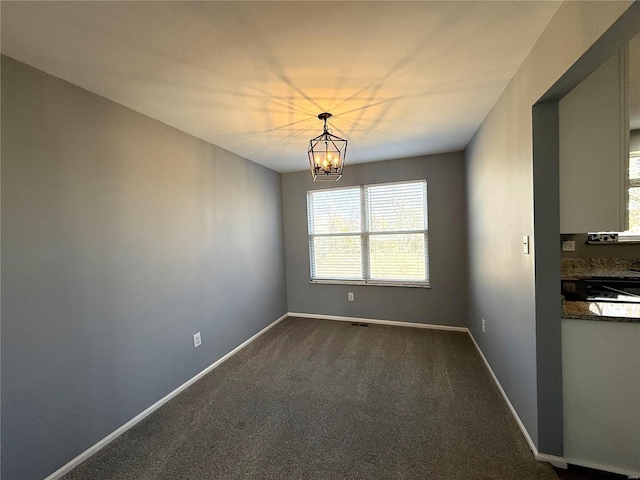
[
  {"left": 589, "top": 149, "right": 640, "bottom": 242},
  {"left": 307, "top": 180, "right": 429, "bottom": 286},
  {"left": 622, "top": 151, "right": 640, "bottom": 239}
]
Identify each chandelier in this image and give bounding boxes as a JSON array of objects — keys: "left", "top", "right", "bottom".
[{"left": 308, "top": 113, "right": 347, "bottom": 181}]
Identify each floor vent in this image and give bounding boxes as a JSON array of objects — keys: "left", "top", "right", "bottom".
[{"left": 351, "top": 323, "right": 369, "bottom": 327}]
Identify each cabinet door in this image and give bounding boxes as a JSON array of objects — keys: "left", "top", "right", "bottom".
[
  {"left": 562, "top": 319, "right": 640, "bottom": 473},
  {"left": 559, "top": 48, "right": 628, "bottom": 234}
]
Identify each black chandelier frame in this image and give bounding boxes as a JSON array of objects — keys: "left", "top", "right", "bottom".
[{"left": 308, "top": 112, "right": 348, "bottom": 181}]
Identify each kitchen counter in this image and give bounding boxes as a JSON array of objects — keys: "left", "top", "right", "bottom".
[
  {"left": 561, "top": 258, "right": 640, "bottom": 323},
  {"left": 563, "top": 299, "right": 640, "bottom": 323},
  {"left": 563, "top": 268, "right": 640, "bottom": 280},
  {"left": 561, "top": 258, "right": 640, "bottom": 280}
]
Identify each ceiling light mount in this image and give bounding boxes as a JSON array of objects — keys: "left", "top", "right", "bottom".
[
  {"left": 308, "top": 112, "right": 347, "bottom": 181},
  {"left": 317, "top": 112, "right": 332, "bottom": 122}
]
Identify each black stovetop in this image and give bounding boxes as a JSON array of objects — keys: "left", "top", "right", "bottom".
[{"left": 562, "top": 278, "right": 640, "bottom": 303}]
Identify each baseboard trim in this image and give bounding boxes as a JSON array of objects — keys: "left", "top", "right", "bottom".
[
  {"left": 295, "top": 314, "right": 568, "bottom": 468},
  {"left": 563, "top": 458, "right": 640, "bottom": 478},
  {"left": 536, "top": 453, "right": 568, "bottom": 470},
  {"left": 43, "top": 313, "right": 570, "bottom": 479},
  {"left": 287, "top": 312, "right": 468, "bottom": 332},
  {"left": 467, "top": 332, "right": 568, "bottom": 470},
  {"left": 43, "top": 313, "right": 289, "bottom": 480}
]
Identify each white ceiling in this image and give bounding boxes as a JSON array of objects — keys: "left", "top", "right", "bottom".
[{"left": 1, "top": 1, "right": 561, "bottom": 173}]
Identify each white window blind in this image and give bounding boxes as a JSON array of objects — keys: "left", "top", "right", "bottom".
[
  {"left": 365, "top": 182, "right": 428, "bottom": 282},
  {"left": 307, "top": 187, "right": 363, "bottom": 280},
  {"left": 625, "top": 153, "right": 640, "bottom": 234},
  {"left": 307, "top": 180, "right": 429, "bottom": 286}
]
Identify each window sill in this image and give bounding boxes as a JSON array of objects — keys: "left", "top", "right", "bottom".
[{"left": 310, "top": 279, "right": 431, "bottom": 288}]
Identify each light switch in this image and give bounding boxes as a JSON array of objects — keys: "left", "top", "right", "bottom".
[{"left": 523, "top": 235, "right": 530, "bottom": 254}]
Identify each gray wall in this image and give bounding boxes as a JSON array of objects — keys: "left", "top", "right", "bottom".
[
  {"left": 466, "top": 1, "right": 634, "bottom": 455},
  {"left": 282, "top": 152, "right": 468, "bottom": 326},
  {"left": 532, "top": 102, "right": 563, "bottom": 455},
  {"left": 1, "top": 56, "right": 287, "bottom": 480}
]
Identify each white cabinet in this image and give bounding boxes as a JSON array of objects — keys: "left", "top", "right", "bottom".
[
  {"left": 562, "top": 319, "right": 640, "bottom": 476},
  {"left": 559, "top": 48, "right": 628, "bottom": 234}
]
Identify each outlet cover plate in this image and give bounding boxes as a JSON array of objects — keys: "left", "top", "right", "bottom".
[{"left": 193, "top": 332, "right": 202, "bottom": 348}]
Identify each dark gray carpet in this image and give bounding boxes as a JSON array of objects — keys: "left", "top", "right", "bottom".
[{"left": 63, "top": 317, "right": 559, "bottom": 479}]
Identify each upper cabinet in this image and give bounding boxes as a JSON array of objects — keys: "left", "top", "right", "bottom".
[{"left": 559, "top": 47, "right": 629, "bottom": 234}]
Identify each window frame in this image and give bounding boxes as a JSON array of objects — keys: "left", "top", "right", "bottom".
[
  {"left": 307, "top": 179, "right": 430, "bottom": 288},
  {"left": 617, "top": 149, "right": 640, "bottom": 242},
  {"left": 588, "top": 150, "right": 640, "bottom": 243}
]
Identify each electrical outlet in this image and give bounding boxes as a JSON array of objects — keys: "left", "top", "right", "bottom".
[
  {"left": 562, "top": 240, "right": 576, "bottom": 252},
  {"left": 482, "top": 319, "right": 486, "bottom": 333},
  {"left": 348, "top": 292, "right": 354, "bottom": 302},
  {"left": 193, "top": 332, "right": 202, "bottom": 348}
]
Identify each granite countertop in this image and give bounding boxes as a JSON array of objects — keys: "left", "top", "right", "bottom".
[
  {"left": 561, "top": 258, "right": 640, "bottom": 280},
  {"left": 561, "top": 258, "right": 640, "bottom": 323},
  {"left": 562, "top": 268, "right": 640, "bottom": 280},
  {"left": 563, "top": 298, "right": 640, "bottom": 323}
]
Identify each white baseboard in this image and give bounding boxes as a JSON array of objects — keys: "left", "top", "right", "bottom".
[
  {"left": 296, "top": 314, "right": 567, "bottom": 468},
  {"left": 43, "top": 313, "right": 289, "bottom": 480},
  {"left": 288, "top": 312, "right": 468, "bottom": 332},
  {"left": 467, "top": 332, "right": 568, "bottom": 470},
  {"left": 44, "top": 313, "right": 570, "bottom": 479},
  {"left": 563, "top": 457, "right": 640, "bottom": 478},
  {"left": 535, "top": 452, "right": 568, "bottom": 470}
]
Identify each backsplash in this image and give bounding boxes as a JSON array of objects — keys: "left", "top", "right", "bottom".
[{"left": 560, "top": 233, "right": 640, "bottom": 259}]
